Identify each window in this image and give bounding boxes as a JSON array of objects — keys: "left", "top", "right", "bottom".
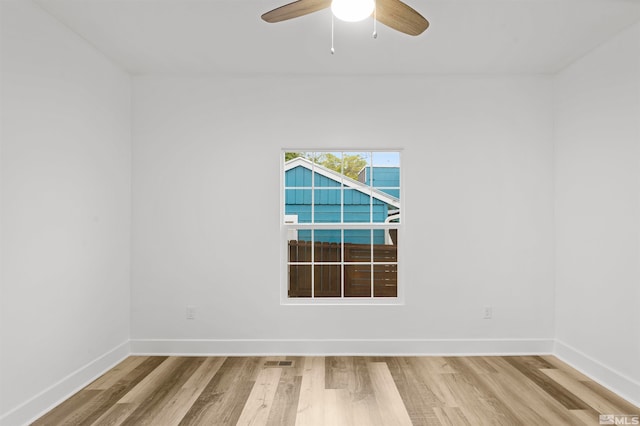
[{"left": 282, "top": 151, "right": 401, "bottom": 304}]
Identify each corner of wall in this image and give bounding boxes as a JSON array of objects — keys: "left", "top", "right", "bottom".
[
  {"left": 554, "top": 340, "right": 640, "bottom": 408},
  {"left": 0, "top": 341, "right": 130, "bottom": 426}
]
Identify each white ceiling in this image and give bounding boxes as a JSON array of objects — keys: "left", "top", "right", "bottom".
[{"left": 36, "top": 0, "right": 640, "bottom": 75}]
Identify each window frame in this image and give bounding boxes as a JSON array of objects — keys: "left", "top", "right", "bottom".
[{"left": 280, "top": 149, "right": 404, "bottom": 306}]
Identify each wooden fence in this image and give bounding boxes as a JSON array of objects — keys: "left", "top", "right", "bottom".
[{"left": 288, "top": 241, "right": 397, "bottom": 298}]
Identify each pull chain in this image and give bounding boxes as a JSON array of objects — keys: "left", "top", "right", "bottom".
[
  {"left": 373, "top": 0, "right": 377, "bottom": 38},
  {"left": 331, "top": 14, "right": 335, "bottom": 54}
]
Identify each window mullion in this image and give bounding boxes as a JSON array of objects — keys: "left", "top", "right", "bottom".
[
  {"left": 341, "top": 229, "right": 344, "bottom": 298},
  {"left": 311, "top": 229, "right": 315, "bottom": 298},
  {"left": 370, "top": 228, "right": 374, "bottom": 298},
  {"left": 284, "top": 223, "right": 399, "bottom": 230},
  {"left": 311, "top": 157, "right": 315, "bottom": 298},
  {"left": 340, "top": 160, "right": 345, "bottom": 297}
]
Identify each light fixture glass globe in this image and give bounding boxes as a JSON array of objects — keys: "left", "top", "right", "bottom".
[{"left": 331, "top": 0, "right": 375, "bottom": 22}]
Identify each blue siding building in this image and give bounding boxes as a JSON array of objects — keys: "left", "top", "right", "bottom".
[
  {"left": 284, "top": 158, "right": 400, "bottom": 244},
  {"left": 357, "top": 166, "right": 400, "bottom": 198}
]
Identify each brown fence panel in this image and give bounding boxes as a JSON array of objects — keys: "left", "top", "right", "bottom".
[
  {"left": 372, "top": 244, "right": 398, "bottom": 263},
  {"left": 314, "top": 265, "right": 341, "bottom": 297},
  {"left": 344, "top": 264, "right": 371, "bottom": 297},
  {"left": 374, "top": 264, "right": 398, "bottom": 297},
  {"left": 288, "top": 241, "right": 397, "bottom": 298},
  {"left": 288, "top": 264, "right": 311, "bottom": 297},
  {"left": 289, "top": 240, "right": 312, "bottom": 263}
]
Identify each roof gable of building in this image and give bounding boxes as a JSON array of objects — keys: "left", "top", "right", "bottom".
[{"left": 284, "top": 157, "right": 400, "bottom": 208}]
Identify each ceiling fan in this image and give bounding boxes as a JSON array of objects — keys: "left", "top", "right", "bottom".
[{"left": 261, "top": 0, "right": 429, "bottom": 36}]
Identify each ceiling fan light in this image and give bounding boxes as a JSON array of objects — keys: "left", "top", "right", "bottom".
[{"left": 331, "top": 0, "right": 375, "bottom": 22}]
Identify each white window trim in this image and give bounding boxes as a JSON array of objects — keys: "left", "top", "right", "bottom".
[{"left": 280, "top": 150, "right": 404, "bottom": 306}]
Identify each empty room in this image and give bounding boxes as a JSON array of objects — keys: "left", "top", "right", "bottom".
[{"left": 1, "top": 0, "right": 639, "bottom": 425}]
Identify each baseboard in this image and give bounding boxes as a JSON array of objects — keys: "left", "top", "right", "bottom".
[
  {"left": 130, "top": 337, "right": 554, "bottom": 356},
  {"left": 554, "top": 339, "right": 640, "bottom": 407},
  {"left": 0, "top": 340, "right": 131, "bottom": 426}
]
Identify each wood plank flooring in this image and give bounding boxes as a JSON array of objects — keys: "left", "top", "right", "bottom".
[{"left": 32, "top": 356, "right": 639, "bottom": 425}]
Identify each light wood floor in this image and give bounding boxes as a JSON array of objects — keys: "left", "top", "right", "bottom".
[{"left": 33, "top": 355, "right": 639, "bottom": 425}]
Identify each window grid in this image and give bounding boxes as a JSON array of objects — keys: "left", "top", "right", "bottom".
[{"left": 284, "top": 150, "right": 400, "bottom": 301}]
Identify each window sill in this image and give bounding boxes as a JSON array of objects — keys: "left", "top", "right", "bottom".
[{"left": 280, "top": 297, "right": 404, "bottom": 306}]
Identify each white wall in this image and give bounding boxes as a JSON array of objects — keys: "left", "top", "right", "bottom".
[
  {"left": 0, "top": 0, "right": 636, "bottom": 420},
  {"left": 0, "top": 2, "right": 131, "bottom": 424},
  {"left": 554, "top": 22, "right": 640, "bottom": 403},
  {"left": 131, "top": 75, "right": 555, "bottom": 353}
]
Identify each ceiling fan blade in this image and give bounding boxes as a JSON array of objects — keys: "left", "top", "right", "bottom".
[
  {"left": 375, "top": 0, "right": 429, "bottom": 36},
  {"left": 262, "top": 0, "right": 332, "bottom": 23}
]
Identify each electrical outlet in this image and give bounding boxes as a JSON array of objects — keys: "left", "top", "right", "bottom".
[
  {"left": 483, "top": 306, "right": 493, "bottom": 319},
  {"left": 186, "top": 305, "right": 196, "bottom": 320}
]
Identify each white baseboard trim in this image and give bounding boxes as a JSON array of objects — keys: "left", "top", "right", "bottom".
[
  {"left": 130, "top": 338, "right": 554, "bottom": 356},
  {"left": 554, "top": 339, "right": 640, "bottom": 408},
  {"left": 0, "top": 340, "right": 131, "bottom": 426}
]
